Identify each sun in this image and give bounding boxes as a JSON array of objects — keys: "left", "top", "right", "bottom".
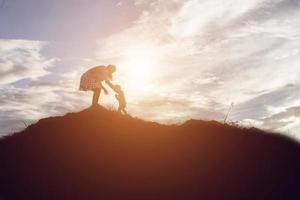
[{"left": 118, "top": 45, "right": 160, "bottom": 92}]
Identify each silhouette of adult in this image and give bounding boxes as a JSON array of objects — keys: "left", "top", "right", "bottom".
[{"left": 79, "top": 65, "right": 116, "bottom": 106}]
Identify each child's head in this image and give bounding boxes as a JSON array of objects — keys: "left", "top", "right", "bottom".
[{"left": 114, "top": 84, "right": 122, "bottom": 92}]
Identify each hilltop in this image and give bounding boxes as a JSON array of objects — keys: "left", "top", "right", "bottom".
[{"left": 0, "top": 106, "right": 299, "bottom": 200}]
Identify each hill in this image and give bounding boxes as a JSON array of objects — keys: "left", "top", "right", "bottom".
[{"left": 0, "top": 106, "right": 300, "bottom": 200}]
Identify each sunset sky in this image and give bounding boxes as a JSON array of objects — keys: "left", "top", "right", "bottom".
[{"left": 0, "top": 0, "right": 300, "bottom": 140}]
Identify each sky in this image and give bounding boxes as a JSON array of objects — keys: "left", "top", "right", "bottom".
[{"left": 0, "top": 0, "right": 300, "bottom": 140}]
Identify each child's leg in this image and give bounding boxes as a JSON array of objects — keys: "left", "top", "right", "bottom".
[{"left": 121, "top": 107, "right": 127, "bottom": 115}]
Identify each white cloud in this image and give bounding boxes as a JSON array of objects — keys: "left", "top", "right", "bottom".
[
  {"left": 116, "top": 1, "right": 123, "bottom": 7},
  {"left": 0, "top": 81, "right": 90, "bottom": 135},
  {"left": 0, "top": 39, "right": 56, "bottom": 85},
  {"left": 92, "top": 0, "right": 300, "bottom": 139},
  {"left": 0, "top": 39, "right": 89, "bottom": 135},
  {"left": 133, "top": 0, "right": 157, "bottom": 6}
]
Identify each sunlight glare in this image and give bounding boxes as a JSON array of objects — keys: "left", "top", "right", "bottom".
[{"left": 120, "top": 45, "right": 160, "bottom": 93}]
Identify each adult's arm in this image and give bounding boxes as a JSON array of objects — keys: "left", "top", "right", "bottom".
[
  {"left": 105, "top": 80, "right": 116, "bottom": 91},
  {"left": 99, "top": 82, "right": 108, "bottom": 94}
]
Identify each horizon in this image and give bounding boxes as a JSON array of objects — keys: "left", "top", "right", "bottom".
[{"left": 0, "top": 0, "right": 300, "bottom": 141}]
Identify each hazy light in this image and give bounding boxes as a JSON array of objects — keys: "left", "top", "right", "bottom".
[{"left": 117, "top": 45, "right": 160, "bottom": 93}]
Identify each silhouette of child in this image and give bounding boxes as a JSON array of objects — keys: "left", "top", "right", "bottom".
[{"left": 113, "top": 85, "right": 127, "bottom": 115}]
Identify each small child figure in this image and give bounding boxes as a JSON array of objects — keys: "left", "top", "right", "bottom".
[{"left": 113, "top": 85, "right": 127, "bottom": 115}]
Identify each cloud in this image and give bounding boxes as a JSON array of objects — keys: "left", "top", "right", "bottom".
[
  {"left": 248, "top": 104, "right": 300, "bottom": 141},
  {"left": 262, "top": 106, "right": 300, "bottom": 130},
  {"left": 0, "top": 39, "right": 56, "bottom": 85},
  {"left": 92, "top": 0, "right": 300, "bottom": 139},
  {"left": 0, "top": 81, "right": 90, "bottom": 135},
  {"left": 130, "top": 94, "right": 224, "bottom": 123},
  {"left": 0, "top": 39, "right": 89, "bottom": 135},
  {"left": 133, "top": 0, "right": 157, "bottom": 6},
  {"left": 266, "top": 106, "right": 300, "bottom": 121},
  {"left": 231, "top": 83, "right": 300, "bottom": 120},
  {"left": 116, "top": 1, "right": 123, "bottom": 7}
]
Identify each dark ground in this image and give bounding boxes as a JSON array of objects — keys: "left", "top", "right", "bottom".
[{"left": 0, "top": 106, "right": 299, "bottom": 200}]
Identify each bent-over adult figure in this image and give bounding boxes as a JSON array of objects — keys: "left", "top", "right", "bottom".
[{"left": 79, "top": 64, "right": 116, "bottom": 106}]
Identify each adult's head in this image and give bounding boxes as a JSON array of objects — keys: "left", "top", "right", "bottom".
[
  {"left": 106, "top": 64, "right": 116, "bottom": 81},
  {"left": 107, "top": 64, "right": 116, "bottom": 73}
]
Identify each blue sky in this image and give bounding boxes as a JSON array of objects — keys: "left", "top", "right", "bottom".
[
  {"left": 0, "top": 0, "right": 143, "bottom": 71},
  {"left": 0, "top": 0, "right": 300, "bottom": 140}
]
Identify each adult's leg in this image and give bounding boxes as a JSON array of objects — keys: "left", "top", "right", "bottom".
[{"left": 92, "top": 88, "right": 101, "bottom": 106}]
